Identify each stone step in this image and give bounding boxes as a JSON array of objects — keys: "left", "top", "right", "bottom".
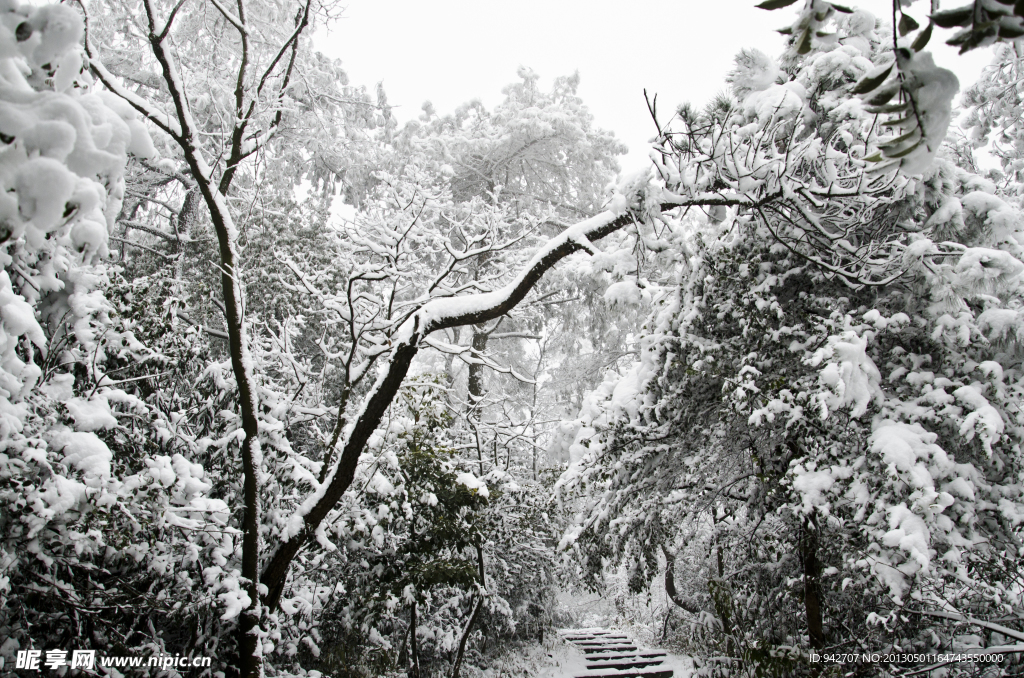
[
  {"left": 581, "top": 645, "right": 638, "bottom": 653},
  {"left": 585, "top": 660, "right": 665, "bottom": 670},
  {"left": 588, "top": 653, "right": 667, "bottom": 661},
  {"left": 561, "top": 627, "right": 673, "bottom": 678},
  {"left": 575, "top": 671, "right": 673, "bottom": 678}
]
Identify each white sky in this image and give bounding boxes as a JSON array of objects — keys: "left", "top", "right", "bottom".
[{"left": 315, "top": 0, "right": 996, "bottom": 173}]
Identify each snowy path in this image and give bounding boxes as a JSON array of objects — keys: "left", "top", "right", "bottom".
[{"left": 557, "top": 628, "right": 675, "bottom": 678}]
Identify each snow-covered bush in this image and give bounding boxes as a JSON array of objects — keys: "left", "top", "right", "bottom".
[{"left": 0, "top": 0, "right": 243, "bottom": 666}]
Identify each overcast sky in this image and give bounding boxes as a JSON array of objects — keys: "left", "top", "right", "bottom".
[{"left": 315, "top": 0, "right": 996, "bottom": 173}]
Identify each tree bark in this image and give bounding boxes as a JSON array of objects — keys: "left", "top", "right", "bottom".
[
  {"left": 468, "top": 325, "right": 489, "bottom": 475},
  {"left": 409, "top": 601, "right": 420, "bottom": 678},
  {"left": 466, "top": 326, "right": 489, "bottom": 405},
  {"left": 801, "top": 517, "right": 825, "bottom": 650},
  {"left": 449, "top": 597, "right": 482, "bottom": 678},
  {"left": 662, "top": 545, "right": 700, "bottom": 614}
]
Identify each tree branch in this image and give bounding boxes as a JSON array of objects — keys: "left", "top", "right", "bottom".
[
  {"left": 208, "top": 0, "right": 247, "bottom": 35},
  {"left": 119, "top": 220, "right": 179, "bottom": 242},
  {"left": 174, "top": 311, "right": 229, "bottom": 340}
]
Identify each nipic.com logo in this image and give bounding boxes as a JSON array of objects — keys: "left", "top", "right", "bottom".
[{"left": 10, "top": 649, "right": 212, "bottom": 671}]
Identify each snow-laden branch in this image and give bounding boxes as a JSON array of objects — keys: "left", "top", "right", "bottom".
[
  {"left": 488, "top": 332, "right": 541, "bottom": 340},
  {"left": 423, "top": 337, "right": 535, "bottom": 384},
  {"left": 259, "top": 182, "right": 793, "bottom": 608},
  {"left": 119, "top": 219, "right": 179, "bottom": 242},
  {"left": 258, "top": 203, "right": 643, "bottom": 606},
  {"left": 87, "top": 59, "right": 183, "bottom": 139},
  {"left": 208, "top": 0, "right": 247, "bottom": 35},
  {"left": 909, "top": 609, "right": 1024, "bottom": 643},
  {"left": 174, "top": 311, "right": 229, "bottom": 340}
]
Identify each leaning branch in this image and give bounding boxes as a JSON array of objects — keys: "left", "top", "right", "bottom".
[
  {"left": 208, "top": 0, "right": 247, "bottom": 35},
  {"left": 86, "top": 61, "right": 182, "bottom": 140},
  {"left": 175, "top": 311, "right": 229, "bottom": 340},
  {"left": 119, "top": 220, "right": 179, "bottom": 242},
  {"left": 260, "top": 193, "right": 790, "bottom": 606},
  {"left": 909, "top": 609, "right": 1024, "bottom": 643},
  {"left": 259, "top": 201, "right": 695, "bottom": 607}
]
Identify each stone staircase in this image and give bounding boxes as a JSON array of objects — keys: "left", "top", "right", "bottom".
[{"left": 558, "top": 629, "right": 673, "bottom": 678}]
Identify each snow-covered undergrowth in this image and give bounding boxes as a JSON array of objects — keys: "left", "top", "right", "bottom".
[
  {"left": 461, "top": 637, "right": 588, "bottom": 678},
  {"left": 0, "top": 0, "right": 241, "bottom": 664}
]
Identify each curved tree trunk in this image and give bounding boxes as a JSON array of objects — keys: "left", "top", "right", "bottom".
[{"left": 662, "top": 545, "right": 700, "bottom": 614}]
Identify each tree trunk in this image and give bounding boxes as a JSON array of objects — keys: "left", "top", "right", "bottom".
[
  {"left": 801, "top": 517, "right": 825, "bottom": 649},
  {"left": 409, "top": 601, "right": 420, "bottom": 678},
  {"left": 709, "top": 508, "right": 733, "bottom": 654},
  {"left": 450, "top": 597, "right": 483, "bottom": 678},
  {"left": 185, "top": 168, "right": 263, "bottom": 678},
  {"left": 662, "top": 545, "right": 700, "bottom": 614},
  {"left": 448, "top": 543, "right": 488, "bottom": 678},
  {"left": 173, "top": 187, "right": 199, "bottom": 284},
  {"left": 467, "top": 326, "right": 489, "bottom": 404},
  {"left": 397, "top": 623, "right": 409, "bottom": 668},
  {"left": 468, "top": 325, "right": 489, "bottom": 476}
]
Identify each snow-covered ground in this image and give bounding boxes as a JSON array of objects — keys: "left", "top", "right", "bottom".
[
  {"left": 526, "top": 637, "right": 590, "bottom": 678},
  {"left": 464, "top": 629, "right": 694, "bottom": 678},
  {"left": 496, "top": 630, "right": 694, "bottom": 678}
]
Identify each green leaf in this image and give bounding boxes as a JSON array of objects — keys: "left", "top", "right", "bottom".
[
  {"left": 888, "top": 140, "right": 923, "bottom": 159},
  {"left": 899, "top": 13, "right": 921, "bottom": 36},
  {"left": 797, "top": 28, "right": 813, "bottom": 54},
  {"left": 865, "top": 102, "right": 911, "bottom": 114},
  {"left": 945, "top": 29, "right": 972, "bottom": 45},
  {"left": 911, "top": 22, "right": 934, "bottom": 50},
  {"left": 865, "top": 82, "right": 901, "bottom": 106},
  {"left": 952, "top": 22, "right": 998, "bottom": 53},
  {"left": 998, "top": 22, "right": 1024, "bottom": 38},
  {"left": 879, "top": 128, "right": 921, "bottom": 152},
  {"left": 831, "top": 3, "right": 854, "bottom": 13},
  {"left": 862, "top": 152, "right": 884, "bottom": 163},
  {"left": 930, "top": 5, "right": 975, "bottom": 28},
  {"left": 756, "top": 0, "right": 800, "bottom": 9},
  {"left": 777, "top": 25, "right": 794, "bottom": 34},
  {"left": 852, "top": 64, "right": 894, "bottom": 94}
]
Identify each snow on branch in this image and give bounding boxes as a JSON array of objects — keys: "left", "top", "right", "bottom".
[
  {"left": 259, "top": 184, "right": 787, "bottom": 605},
  {"left": 422, "top": 338, "right": 536, "bottom": 385},
  {"left": 208, "top": 0, "right": 247, "bottom": 35},
  {"left": 87, "top": 58, "right": 183, "bottom": 140}
]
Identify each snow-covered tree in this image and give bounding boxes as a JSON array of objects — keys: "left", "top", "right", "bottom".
[
  {"left": 72, "top": 1, "right": 667, "bottom": 672},
  {"left": 9, "top": 0, "right": 1023, "bottom": 674},
  {"left": 555, "top": 6, "right": 1024, "bottom": 675},
  {"left": 0, "top": 0, "right": 254, "bottom": 666}
]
